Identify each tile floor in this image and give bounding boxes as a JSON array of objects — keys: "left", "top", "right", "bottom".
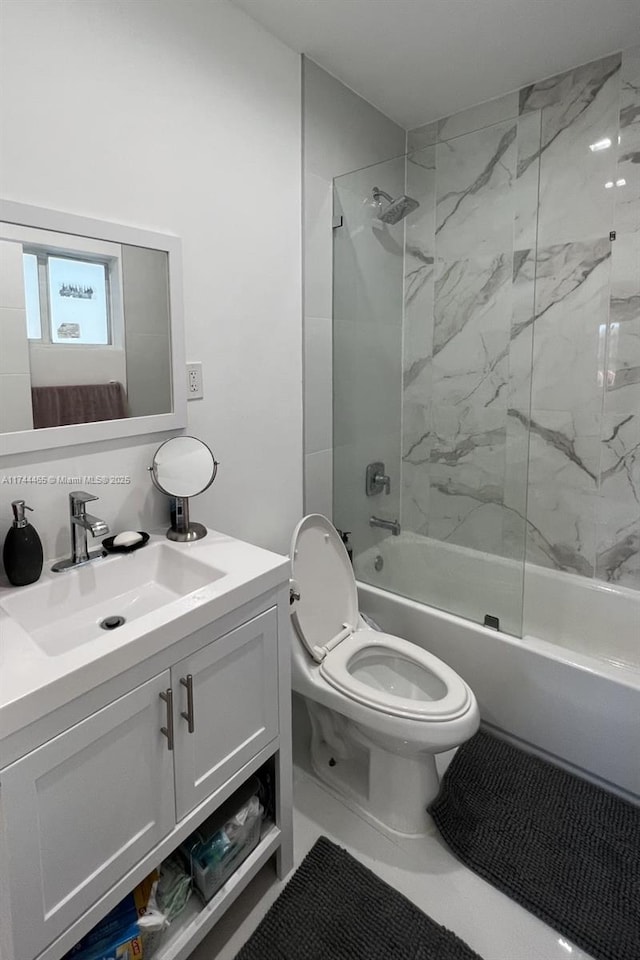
[{"left": 190, "top": 761, "right": 593, "bottom": 960}]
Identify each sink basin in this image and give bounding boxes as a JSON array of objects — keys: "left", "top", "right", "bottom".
[{"left": 0, "top": 543, "right": 224, "bottom": 657}]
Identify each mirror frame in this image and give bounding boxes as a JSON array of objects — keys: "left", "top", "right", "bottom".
[{"left": 0, "top": 199, "right": 187, "bottom": 456}]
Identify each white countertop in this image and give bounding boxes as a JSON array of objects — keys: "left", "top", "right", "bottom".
[{"left": 0, "top": 530, "right": 289, "bottom": 743}]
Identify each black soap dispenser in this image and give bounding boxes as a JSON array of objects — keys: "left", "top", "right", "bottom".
[{"left": 2, "top": 500, "right": 44, "bottom": 586}]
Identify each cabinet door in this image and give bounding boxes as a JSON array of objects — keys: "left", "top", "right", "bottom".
[
  {"left": 0, "top": 671, "right": 175, "bottom": 960},
  {"left": 173, "top": 608, "right": 279, "bottom": 819}
]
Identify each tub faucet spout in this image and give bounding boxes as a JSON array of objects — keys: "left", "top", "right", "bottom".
[{"left": 369, "top": 516, "right": 401, "bottom": 536}]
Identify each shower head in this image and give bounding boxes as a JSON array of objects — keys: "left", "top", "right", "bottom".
[{"left": 372, "top": 186, "right": 419, "bottom": 224}]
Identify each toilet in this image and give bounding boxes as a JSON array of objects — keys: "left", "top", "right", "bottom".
[{"left": 290, "top": 514, "right": 480, "bottom": 836}]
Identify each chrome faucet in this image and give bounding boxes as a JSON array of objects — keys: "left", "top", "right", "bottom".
[
  {"left": 369, "top": 516, "right": 401, "bottom": 536},
  {"left": 52, "top": 491, "right": 109, "bottom": 572}
]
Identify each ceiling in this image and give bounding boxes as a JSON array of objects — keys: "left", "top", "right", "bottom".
[{"left": 232, "top": 0, "right": 640, "bottom": 128}]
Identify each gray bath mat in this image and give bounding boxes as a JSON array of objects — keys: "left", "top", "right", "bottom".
[
  {"left": 430, "top": 730, "right": 640, "bottom": 960},
  {"left": 234, "top": 836, "right": 483, "bottom": 960}
]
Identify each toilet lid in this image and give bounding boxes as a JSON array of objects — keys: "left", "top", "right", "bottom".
[{"left": 290, "top": 514, "right": 358, "bottom": 662}]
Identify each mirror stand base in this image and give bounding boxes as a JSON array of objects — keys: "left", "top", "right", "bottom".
[
  {"left": 167, "top": 496, "right": 207, "bottom": 541},
  {"left": 166, "top": 522, "right": 207, "bottom": 542}
]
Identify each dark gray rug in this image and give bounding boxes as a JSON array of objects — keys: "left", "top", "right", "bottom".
[
  {"left": 430, "top": 729, "right": 640, "bottom": 960},
  {"left": 235, "top": 836, "right": 483, "bottom": 959}
]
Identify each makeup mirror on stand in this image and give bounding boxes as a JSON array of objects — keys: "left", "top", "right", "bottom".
[{"left": 149, "top": 436, "right": 218, "bottom": 541}]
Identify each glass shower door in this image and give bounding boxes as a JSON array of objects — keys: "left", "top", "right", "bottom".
[
  {"left": 332, "top": 154, "right": 405, "bottom": 588},
  {"left": 332, "top": 111, "right": 541, "bottom": 639}
]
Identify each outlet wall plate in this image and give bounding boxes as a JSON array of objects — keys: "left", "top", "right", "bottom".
[{"left": 186, "top": 362, "right": 203, "bottom": 400}]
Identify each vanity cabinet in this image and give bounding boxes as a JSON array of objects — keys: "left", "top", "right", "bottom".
[
  {"left": 0, "top": 672, "right": 176, "bottom": 960},
  {"left": 0, "top": 582, "right": 292, "bottom": 960},
  {"left": 172, "top": 608, "right": 279, "bottom": 820}
]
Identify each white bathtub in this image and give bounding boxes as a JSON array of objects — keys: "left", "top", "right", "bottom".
[{"left": 356, "top": 534, "right": 640, "bottom": 802}]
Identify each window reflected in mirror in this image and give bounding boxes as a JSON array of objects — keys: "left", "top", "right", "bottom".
[{"left": 47, "top": 256, "right": 110, "bottom": 345}]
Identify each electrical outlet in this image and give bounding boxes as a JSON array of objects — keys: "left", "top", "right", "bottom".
[{"left": 186, "top": 362, "right": 203, "bottom": 400}]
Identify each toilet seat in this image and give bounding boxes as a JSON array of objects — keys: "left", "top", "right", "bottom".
[
  {"left": 320, "top": 630, "right": 472, "bottom": 721},
  {"left": 290, "top": 514, "right": 471, "bottom": 722}
]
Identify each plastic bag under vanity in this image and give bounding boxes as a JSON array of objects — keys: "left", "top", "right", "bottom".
[
  {"left": 179, "top": 777, "right": 264, "bottom": 902},
  {"left": 135, "top": 873, "right": 169, "bottom": 957},
  {"left": 156, "top": 855, "right": 193, "bottom": 925}
]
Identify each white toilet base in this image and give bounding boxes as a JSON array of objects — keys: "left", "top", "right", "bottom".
[
  {"left": 367, "top": 738, "right": 440, "bottom": 835},
  {"left": 306, "top": 701, "right": 441, "bottom": 837}
]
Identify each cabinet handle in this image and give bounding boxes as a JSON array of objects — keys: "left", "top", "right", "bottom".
[
  {"left": 180, "top": 674, "right": 195, "bottom": 733},
  {"left": 159, "top": 687, "right": 174, "bottom": 750}
]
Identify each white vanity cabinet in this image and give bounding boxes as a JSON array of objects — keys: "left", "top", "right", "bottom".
[
  {"left": 172, "top": 608, "right": 279, "bottom": 820},
  {"left": 0, "top": 672, "right": 176, "bottom": 960},
  {"left": 0, "top": 565, "right": 293, "bottom": 960}
]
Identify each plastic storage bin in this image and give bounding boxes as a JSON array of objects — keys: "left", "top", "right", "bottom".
[{"left": 179, "top": 777, "right": 263, "bottom": 902}]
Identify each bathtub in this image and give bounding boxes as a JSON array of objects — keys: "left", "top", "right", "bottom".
[{"left": 356, "top": 534, "right": 640, "bottom": 803}]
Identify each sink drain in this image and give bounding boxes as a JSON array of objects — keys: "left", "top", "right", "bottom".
[{"left": 100, "top": 615, "right": 126, "bottom": 630}]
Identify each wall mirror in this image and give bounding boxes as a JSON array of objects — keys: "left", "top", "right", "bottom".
[{"left": 0, "top": 199, "right": 186, "bottom": 456}]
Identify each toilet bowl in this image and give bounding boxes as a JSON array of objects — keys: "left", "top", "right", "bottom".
[{"left": 290, "top": 514, "right": 480, "bottom": 836}]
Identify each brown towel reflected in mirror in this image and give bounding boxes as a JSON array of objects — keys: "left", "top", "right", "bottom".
[{"left": 31, "top": 382, "right": 128, "bottom": 429}]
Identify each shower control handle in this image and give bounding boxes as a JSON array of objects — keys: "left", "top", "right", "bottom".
[
  {"left": 376, "top": 472, "right": 391, "bottom": 495},
  {"left": 366, "top": 462, "right": 391, "bottom": 496}
]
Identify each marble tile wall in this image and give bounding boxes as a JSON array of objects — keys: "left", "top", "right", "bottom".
[
  {"left": 404, "top": 46, "right": 639, "bottom": 592},
  {"left": 403, "top": 108, "right": 530, "bottom": 594},
  {"left": 598, "top": 45, "right": 640, "bottom": 587}
]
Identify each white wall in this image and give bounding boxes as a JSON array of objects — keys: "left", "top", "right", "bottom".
[
  {"left": 28, "top": 345, "right": 127, "bottom": 391},
  {"left": 302, "top": 58, "right": 405, "bottom": 519},
  {"left": 0, "top": 241, "right": 33, "bottom": 432},
  {"left": 0, "top": 0, "right": 302, "bottom": 563}
]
